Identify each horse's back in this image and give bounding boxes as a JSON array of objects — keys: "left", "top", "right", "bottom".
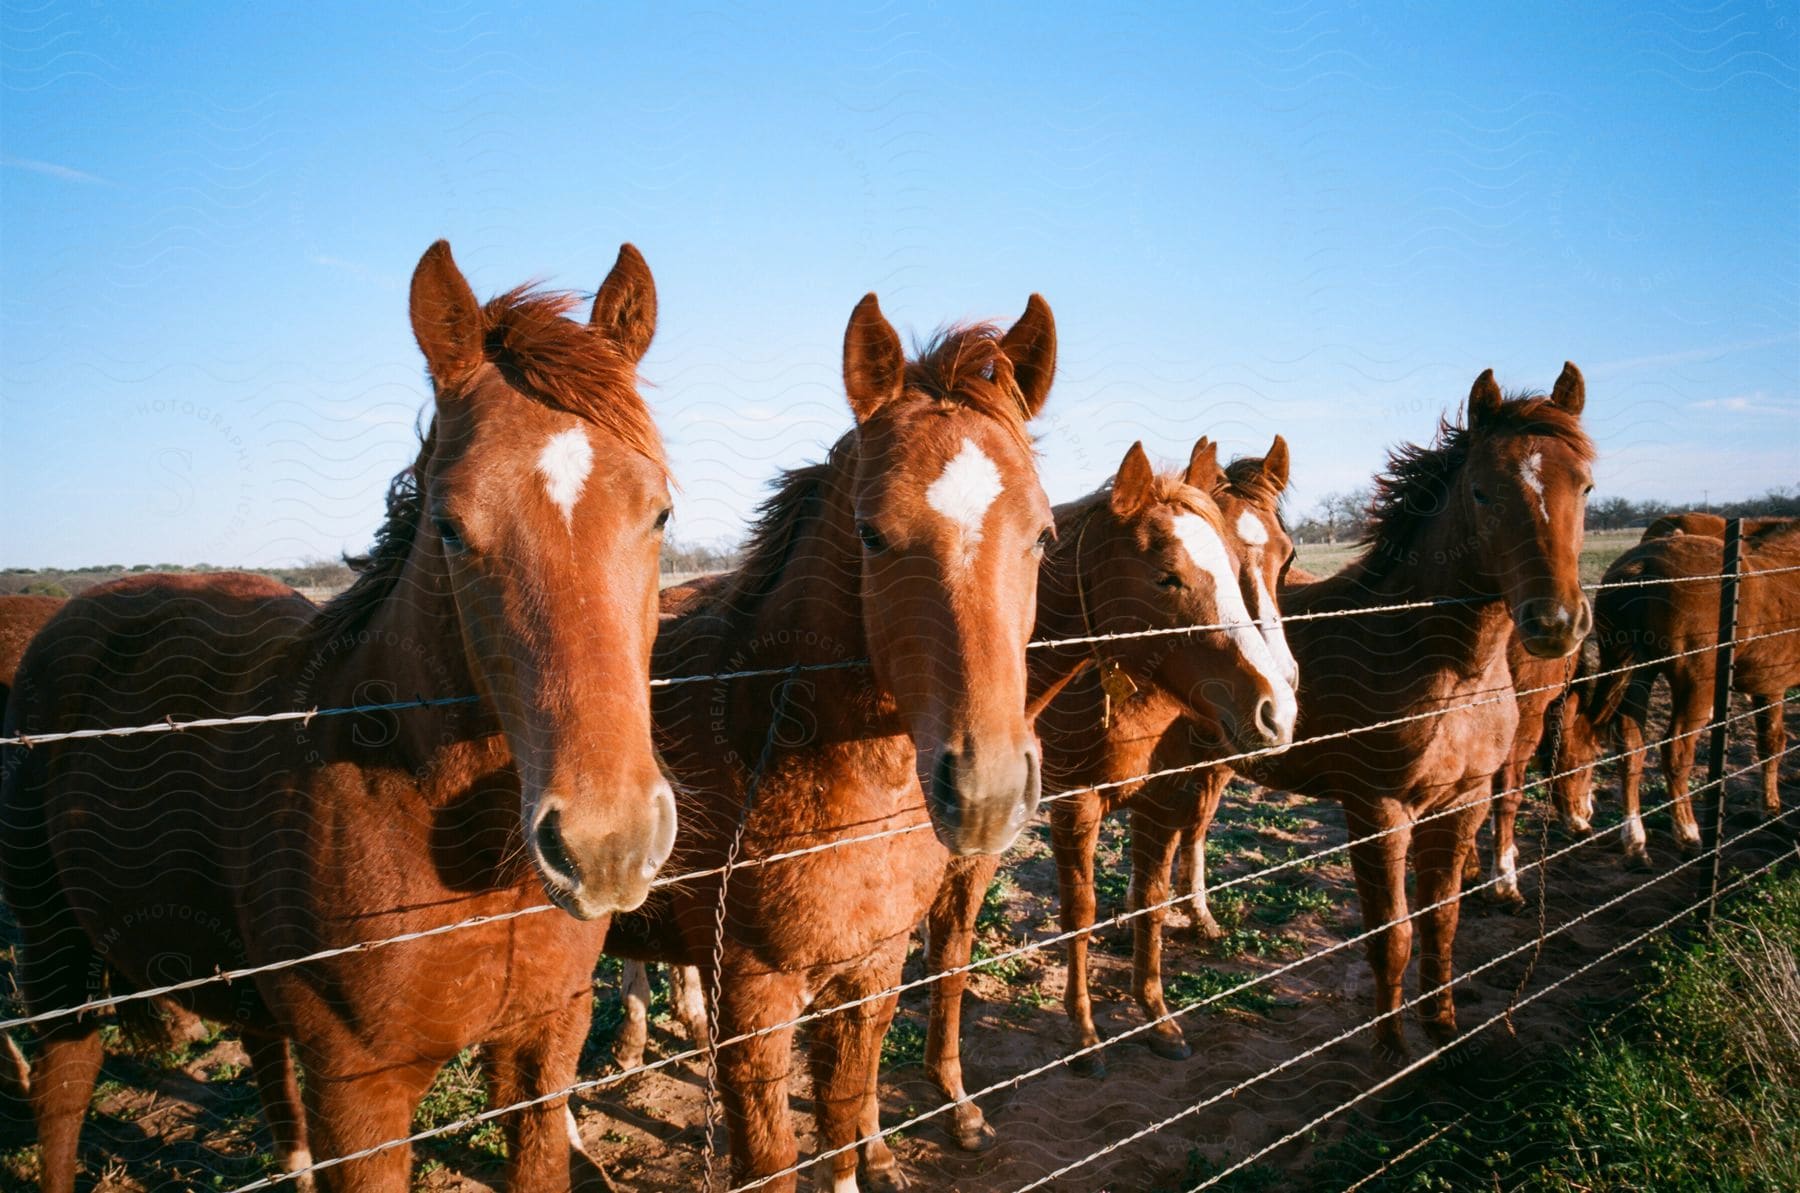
[
  {"left": 0, "top": 593, "right": 64, "bottom": 709},
  {"left": 2, "top": 573, "right": 315, "bottom": 1015}
]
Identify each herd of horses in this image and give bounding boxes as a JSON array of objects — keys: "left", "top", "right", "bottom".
[{"left": 0, "top": 242, "right": 1793, "bottom": 1193}]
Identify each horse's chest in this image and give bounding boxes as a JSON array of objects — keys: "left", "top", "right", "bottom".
[{"left": 730, "top": 777, "right": 944, "bottom": 965}]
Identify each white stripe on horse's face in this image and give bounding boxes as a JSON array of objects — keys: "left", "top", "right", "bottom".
[
  {"left": 1520, "top": 451, "right": 1547, "bottom": 521},
  {"left": 1170, "top": 513, "right": 1297, "bottom": 735},
  {"left": 1236, "top": 509, "right": 1269, "bottom": 545},
  {"left": 537, "top": 428, "right": 594, "bottom": 526},
  {"left": 926, "top": 438, "right": 1004, "bottom": 563}
]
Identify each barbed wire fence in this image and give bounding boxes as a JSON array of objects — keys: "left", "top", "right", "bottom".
[{"left": 0, "top": 539, "right": 1793, "bottom": 1190}]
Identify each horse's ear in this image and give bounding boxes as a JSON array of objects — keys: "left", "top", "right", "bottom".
[
  {"left": 591, "top": 243, "right": 658, "bottom": 365},
  {"left": 1468, "top": 368, "right": 1504, "bottom": 424},
  {"left": 410, "top": 240, "right": 483, "bottom": 386},
  {"left": 1183, "top": 437, "right": 1222, "bottom": 492},
  {"left": 1550, "top": 361, "right": 1585, "bottom": 416},
  {"left": 843, "top": 293, "right": 905, "bottom": 423},
  {"left": 999, "top": 294, "right": 1057, "bottom": 418},
  {"left": 1263, "top": 434, "right": 1291, "bottom": 492},
  {"left": 1110, "top": 442, "right": 1156, "bottom": 519}
]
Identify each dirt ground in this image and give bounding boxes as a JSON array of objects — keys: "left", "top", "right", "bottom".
[{"left": 4, "top": 685, "right": 1793, "bottom": 1193}]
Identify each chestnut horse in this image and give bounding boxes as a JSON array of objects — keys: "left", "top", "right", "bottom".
[
  {"left": 902, "top": 437, "right": 1298, "bottom": 1148},
  {"left": 1, "top": 241, "right": 675, "bottom": 1192},
  {"left": 604, "top": 296, "right": 1056, "bottom": 1191},
  {"left": 1561, "top": 522, "right": 1800, "bottom": 866},
  {"left": 1133, "top": 367, "right": 1593, "bottom": 1060},
  {"left": 0, "top": 594, "right": 62, "bottom": 715}
]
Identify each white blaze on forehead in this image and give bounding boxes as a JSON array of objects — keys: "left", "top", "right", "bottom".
[
  {"left": 1520, "top": 451, "right": 1547, "bottom": 521},
  {"left": 1171, "top": 513, "right": 1297, "bottom": 734},
  {"left": 537, "top": 428, "right": 594, "bottom": 526},
  {"left": 925, "top": 438, "right": 1004, "bottom": 553},
  {"left": 1231, "top": 507, "right": 1298, "bottom": 688}
]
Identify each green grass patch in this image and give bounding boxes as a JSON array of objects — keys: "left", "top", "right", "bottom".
[
  {"left": 880, "top": 1017, "right": 927, "bottom": 1069},
  {"left": 1306, "top": 868, "right": 1800, "bottom": 1190},
  {"left": 1166, "top": 967, "right": 1293, "bottom": 1018},
  {"left": 414, "top": 1049, "right": 507, "bottom": 1160}
]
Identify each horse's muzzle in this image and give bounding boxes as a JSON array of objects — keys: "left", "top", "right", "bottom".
[
  {"left": 924, "top": 744, "right": 1041, "bottom": 856},
  {"left": 530, "top": 782, "right": 678, "bottom": 919},
  {"left": 1516, "top": 596, "right": 1591, "bottom": 659}
]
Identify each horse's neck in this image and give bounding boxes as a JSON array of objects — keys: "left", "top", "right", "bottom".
[
  {"left": 1028, "top": 545, "right": 1094, "bottom": 713},
  {"left": 1296, "top": 512, "right": 1512, "bottom": 684},
  {"left": 311, "top": 561, "right": 503, "bottom": 784}
]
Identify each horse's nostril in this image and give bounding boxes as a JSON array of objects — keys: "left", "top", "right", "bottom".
[
  {"left": 534, "top": 806, "right": 581, "bottom": 888},
  {"left": 1254, "top": 697, "right": 1279, "bottom": 742}
]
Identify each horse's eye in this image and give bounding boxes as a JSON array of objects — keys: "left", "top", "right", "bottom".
[
  {"left": 1471, "top": 485, "right": 1492, "bottom": 506},
  {"left": 857, "top": 522, "right": 888, "bottom": 553},
  {"left": 434, "top": 516, "right": 468, "bottom": 555},
  {"left": 1582, "top": 484, "right": 1594, "bottom": 497},
  {"left": 1159, "top": 574, "right": 1185, "bottom": 590},
  {"left": 653, "top": 507, "right": 672, "bottom": 532},
  {"left": 1035, "top": 526, "right": 1056, "bottom": 553}
]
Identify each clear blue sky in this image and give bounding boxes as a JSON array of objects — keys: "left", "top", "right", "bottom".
[{"left": 3, "top": 2, "right": 1795, "bottom": 567}]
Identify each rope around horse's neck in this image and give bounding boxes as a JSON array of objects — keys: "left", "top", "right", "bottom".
[{"left": 699, "top": 663, "right": 799, "bottom": 1192}]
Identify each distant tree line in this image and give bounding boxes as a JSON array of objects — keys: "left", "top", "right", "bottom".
[
  {"left": 1, "top": 543, "right": 742, "bottom": 600},
  {"left": 1286, "top": 484, "right": 1799, "bottom": 546}
]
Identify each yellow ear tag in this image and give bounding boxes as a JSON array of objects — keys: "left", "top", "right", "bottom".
[{"left": 1098, "top": 660, "right": 1139, "bottom": 730}]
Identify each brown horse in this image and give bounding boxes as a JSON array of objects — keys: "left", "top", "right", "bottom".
[
  {"left": 1642, "top": 512, "right": 1794, "bottom": 541},
  {"left": 1, "top": 241, "right": 675, "bottom": 1192},
  {"left": 604, "top": 296, "right": 1056, "bottom": 1191},
  {"left": 1132, "top": 367, "right": 1593, "bottom": 1060},
  {"left": 1561, "top": 522, "right": 1800, "bottom": 866},
  {"left": 904, "top": 437, "right": 1298, "bottom": 1148},
  {"left": 0, "top": 594, "right": 62, "bottom": 715}
]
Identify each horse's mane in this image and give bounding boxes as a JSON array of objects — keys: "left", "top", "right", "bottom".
[
  {"left": 304, "top": 286, "right": 663, "bottom": 648},
  {"left": 1221, "top": 455, "right": 1285, "bottom": 510},
  {"left": 1356, "top": 391, "right": 1594, "bottom": 576},
  {"left": 904, "top": 323, "right": 1036, "bottom": 451}
]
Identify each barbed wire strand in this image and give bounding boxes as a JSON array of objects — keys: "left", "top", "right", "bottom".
[
  {"left": 7, "top": 635, "right": 1792, "bottom": 1035},
  {"left": 1008, "top": 800, "right": 1798, "bottom": 1193},
  {"left": 217, "top": 734, "right": 1794, "bottom": 1192},
  {"left": 726, "top": 747, "right": 1797, "bottom": 1192},
  {"left": 9, "top": 563, "right": 1796, "bottom": 749}
]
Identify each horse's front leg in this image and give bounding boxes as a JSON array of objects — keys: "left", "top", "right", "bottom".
[
  {"left": 1173, "top": 767, "right": 1230, "bottom": 939},
  {"left": 248, "top": 1034, "right": 316, "bottom": 1191},
  {"left": 713, "top": 968, "right": 809, "bottom": 1192},
  {"left": 613, "top": 960, "right": 651, "bottom": 1071},
  {"left": 1129, "top": 797, "right": 1191, "bottom": 1060},
  {"left": 1344, "top": 800, "right": 1413, "bottom": 1062},
  {"left": 805, "top": 940, "right": 910, "bottom": 1193},
  {"left": 1412, "top": 795, "right": 1487, "bottom": 1046},
  {"left": 485, "top": 982, "right": 610, "bottom": 1193},
  {"left": 923, "top": 854, "right": 999, "bottom": 1151},
  {"left": 299, "top": 1049, "right": 441, "bottom": 1193}
]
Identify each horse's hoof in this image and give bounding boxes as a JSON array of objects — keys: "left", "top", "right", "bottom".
[
  {"left": 1487, "top": 887, "right": 1527, "bottom": 914},
  {"left": 1145, "top": 1033, "right": 1191, "bottom": 1062},
  {"left": 863, "top": 1163, "right": 912, "bottom": 1191},
  {"left": 1070, "top": 1049, "right": 1108, "bottom": 1079},
  {"left": 611, "top": 1047, "right": 646, "bottom": 1073},
  {"left": 1192, "top": 914, "right": 1226, "bottom": 942},
  {"left": 954, "top": 1118, "right": 997, "bottom": 1153},
  {"left": 1674, "top": 834, "right": 1703, "bottom": 858},
  {"left": 1624, "top": 848, "right": 1654, "bottom": 872}
]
